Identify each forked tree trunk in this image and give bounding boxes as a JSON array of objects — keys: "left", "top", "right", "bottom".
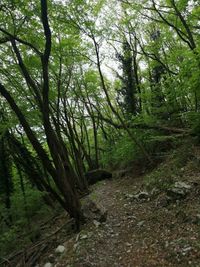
[{"left": 0, "top": 82, "right": 83, "bottom": 229}]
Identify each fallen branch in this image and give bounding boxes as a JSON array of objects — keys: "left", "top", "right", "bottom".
[
  {"left": 99, "top": 116, "right": 190, "bottom": 134},
  {"left": 0, "top": 218, "right": 74, "bottom": 267},
  {"left": 77, "top": 113, "right": 190, "bottom": 134}
]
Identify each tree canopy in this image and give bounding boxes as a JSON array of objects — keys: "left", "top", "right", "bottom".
[{"left": 0, "top": 0, "right": 200, "bottom": 241}]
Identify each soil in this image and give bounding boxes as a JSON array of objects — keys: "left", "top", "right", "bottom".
[
  {"left": 38, "top": 167, "right": 200, "bottom": 267},
  {"left": 4, "top": 150, "right": 200, "bottom": 267}
]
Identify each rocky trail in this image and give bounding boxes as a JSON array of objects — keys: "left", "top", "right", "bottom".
[
  {"left": 39, "top": 167, "right": 200, "bottom": 267},
  {"left": 3, "top": 159, "right": 200, "bottom": 267}
]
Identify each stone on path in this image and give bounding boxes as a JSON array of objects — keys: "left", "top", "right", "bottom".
[
  {"left": 44, "top": 263, "right": 53, "bottom": 267},
  {"left": 81, "top": 199, "right": 107, "bottom": 222},
  {"left": 55, "top": 245, "right": 65, "bottom": 254},
  {"left": 167, "top": 181, "right": 192, "bottom": 199}
]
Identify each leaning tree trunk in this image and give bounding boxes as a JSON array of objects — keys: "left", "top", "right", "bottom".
[
  {"left": 0, "top": 83, "right": 83, "bottom": 229},
  {"left": 0, "top": 0, "right": 84, "bottom": 229}
]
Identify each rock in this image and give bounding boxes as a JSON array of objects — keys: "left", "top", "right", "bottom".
[
  {"left": 169, "top": 187, "right": 186, "bottom": 198},
  {"left": 125, "top": 193, "right": 134, "bottom": 199},
  {"left": 125, "top": 191, "right": 149, "bottom": 201},
  {"left": 174, "top": 181, "right": 191, "bottom": 190},
  {"left": 44, "top": 263, "right": 53, "bottom": 267},
  {"left": 134, "top": 191, "right": 149, "bottom": 200},
  {"left": 137, "top": 220, "right": 145, "bottom": 227},
  {"left": 151, "top": 187, "right": 159, "bottom": 196},
  {"left": 55, "top": 245, "right": 65, "bottom": 254},
  {"left": 127, "top": 215, "right": 137, "bottom": 220},
  {"left": 109, "top": 228, "right": 114, "bottom": 234},
  {"left": 75, "top": 233, "right": 81, "bottom": 242},
  {"left": 48, "top": 254, "right": 55, "bottom": 263},
  {"left": 81, "top": 199, "right": 107, "bottom": 222},
  {"left": 93, "top": 220, "right": 101, "bottom": 227},
  {"left": 73, "top": 243, "right": 79, "bottom": 251},
  {"left": 85, "top": 169, "right": 112, "bottom": 185},
  {"left": 167, "top": 181, "right": 192, "bottom": 199},
  {"left": 80, "top": 234, "right": 88, "bottom": 240},
  {"left": 170, "top": 187, "right": 185, "bottom": 196},
  {"left": 182, "top": 246, "right": 192, "bottom": 256}
]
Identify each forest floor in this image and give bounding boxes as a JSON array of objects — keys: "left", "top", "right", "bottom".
[
  {"left": 36, "top": 145, "right": 200, "bottom": 267},
  {"left": 4, "top": 143, "right": 200, "bottom": 267}
]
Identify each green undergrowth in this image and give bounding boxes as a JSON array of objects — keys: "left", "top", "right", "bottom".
[
  {"left": 0, "top": 187, "right": 57, "bottom": 258},
  {"left": 145, "top": 139, "right": 200, "bottom": 191},
  {"left": 100, "top": 129, "right": 179, "bottom": 171}
]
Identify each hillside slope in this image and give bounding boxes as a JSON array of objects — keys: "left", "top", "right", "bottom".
[{"left": 3, "top": 141, "right": 200, "bottom": 267}]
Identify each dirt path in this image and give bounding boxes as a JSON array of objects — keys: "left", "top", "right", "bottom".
[{"left": 42, "top": 173, "right": 200, "bottom": 267}]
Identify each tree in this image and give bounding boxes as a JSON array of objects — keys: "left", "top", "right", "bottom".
[
  {"left": 117, "top": 39, "right": 138, "bottom": 115},
  {"left": 0, "top": 0, "right": 83, "bottom": 229},
  {"left": 0, "top": 129, "right": 13, "bottom": 222}
]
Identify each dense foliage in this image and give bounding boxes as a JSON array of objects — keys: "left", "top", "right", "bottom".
[{"left": 0, "top": 0, "right": 199, "bottom": 257}]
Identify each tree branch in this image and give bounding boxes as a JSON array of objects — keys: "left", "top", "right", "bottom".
[
  {"left": 40, "top": 0, "right": 51, "bottom": 62},
  {"left": 0, "top": 82, "right": 56, "bottom": 179},
  {"left": 40, "top": 0, "right": 51, "bottom": 115},
  {"left": 151, "top": 0, "right": 193, "bottom": 50},
  {"left": 11, "top": 39, "right": 43, "bottom": 108},
  {"left": 0, "top": 28, "right": 42, "bottom": 55}
]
